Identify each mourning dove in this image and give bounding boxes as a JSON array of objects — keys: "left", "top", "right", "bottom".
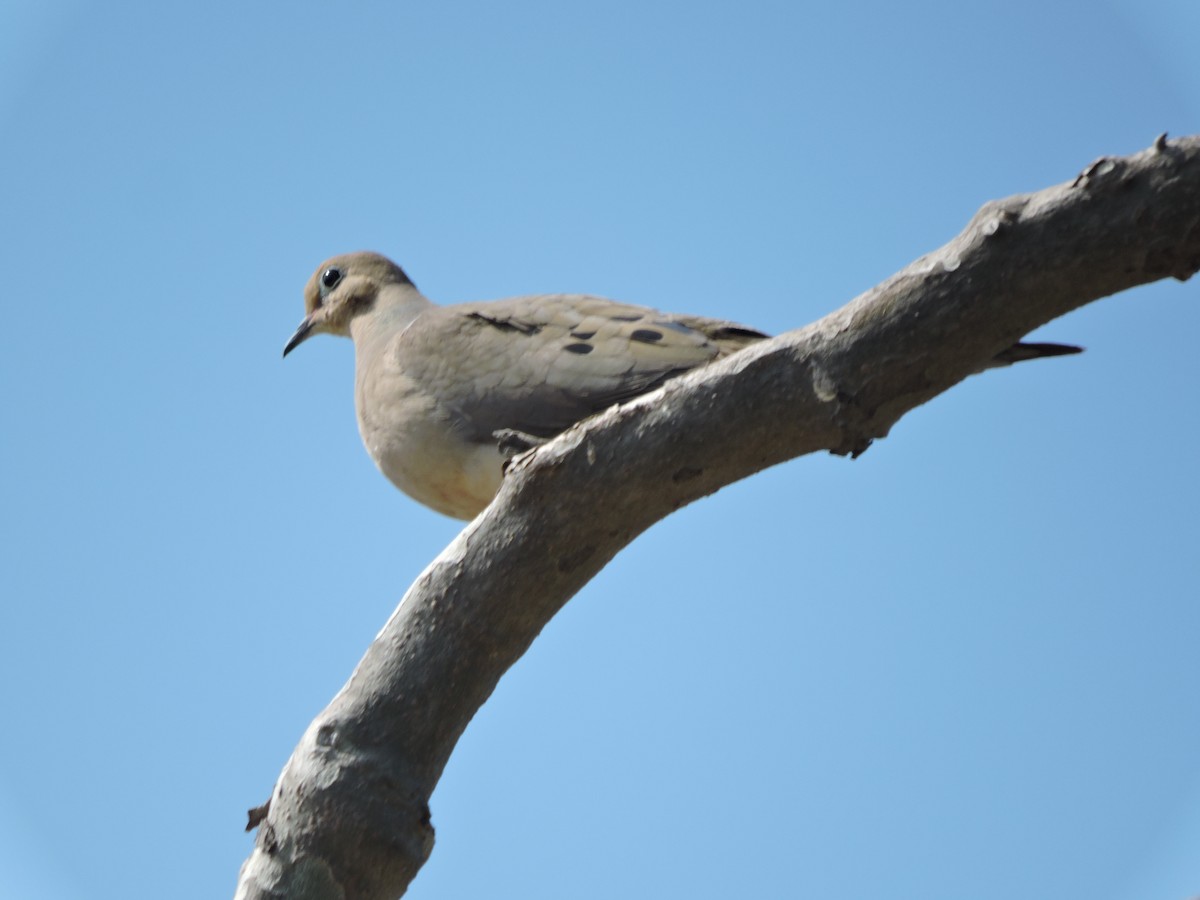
[{"left": 283, "top": 251, "right": 1080, "bottom": 519}]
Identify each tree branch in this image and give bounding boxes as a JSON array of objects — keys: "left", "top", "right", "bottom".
[{"left": 235, "top": 135, "right": 1200, "bottom": 900}]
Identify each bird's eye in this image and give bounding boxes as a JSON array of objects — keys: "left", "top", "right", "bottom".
[{"left": 321, "top": 267, "right": 342, "bottom": 290}]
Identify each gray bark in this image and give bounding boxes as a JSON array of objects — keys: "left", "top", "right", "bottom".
[{"left": 234, "top": 134, "right": 1200, "bottom": 900}]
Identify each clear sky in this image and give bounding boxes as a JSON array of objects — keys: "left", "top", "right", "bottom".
[{"left": 2, "top": 1, "right": 1197, "bottom": 898}]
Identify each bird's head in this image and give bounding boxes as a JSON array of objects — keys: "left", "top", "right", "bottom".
[{"left": 283, "top": 251, "right": 415, "bottom": 357}]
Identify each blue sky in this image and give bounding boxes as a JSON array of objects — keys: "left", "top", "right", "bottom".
[{"left": 1, "top": 2, "right": 1198, "bottom": 898}]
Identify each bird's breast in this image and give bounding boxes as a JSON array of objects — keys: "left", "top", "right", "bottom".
[{"left": 354, "top": 355, "right": 503, "bottom": 519}]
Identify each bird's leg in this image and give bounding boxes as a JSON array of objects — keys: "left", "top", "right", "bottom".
[{"left": 494, "top": 429, "right": 549, "bottom": 471}]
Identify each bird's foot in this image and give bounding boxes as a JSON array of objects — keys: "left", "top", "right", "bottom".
[{"left": 494, "top": 429, "right": 549, "bottom": 473}]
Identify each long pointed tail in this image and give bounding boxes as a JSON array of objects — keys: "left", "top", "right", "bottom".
[{"left": 990, "top": 341, "right": 1083, "bottom": 367}]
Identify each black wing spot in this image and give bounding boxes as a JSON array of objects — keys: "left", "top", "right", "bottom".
[
  {"left": 570, "top": 330, "right": 596, "bottom": 339},
  {"left": 564, "top": 342, "right": 594, "bottom": 354},
  {"left": 630, "top": 328, "right": 664, "bottom": 344},
  {"left": 711, "top": 326, "right": 770, "bottom": 341},
  {"left": 467, "top": 312, "right": 542, "bottom": 335},
  {"left": 609, "top": 313, "right": 643, "bottom": 322}
]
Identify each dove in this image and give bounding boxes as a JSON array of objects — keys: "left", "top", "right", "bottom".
[{"left": 284, "top": 252, "right": 1080, "bottom": 519}]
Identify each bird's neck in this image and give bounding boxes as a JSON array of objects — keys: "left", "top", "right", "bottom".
[{"left": 349, "top": 282, "right": 435, "bottom": 347}]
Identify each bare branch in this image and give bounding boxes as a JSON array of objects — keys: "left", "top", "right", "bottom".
[{"left": 235, "top": 135, "right": 1200, "bottom": 900}]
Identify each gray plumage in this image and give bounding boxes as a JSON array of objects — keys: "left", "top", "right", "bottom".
[{"left": 284, "top": 251, "right": 1079, "bottom": 519}]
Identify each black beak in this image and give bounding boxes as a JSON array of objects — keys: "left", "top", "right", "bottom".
[{"left": 282, "top": 316, "right": 316, "bottom": 358}]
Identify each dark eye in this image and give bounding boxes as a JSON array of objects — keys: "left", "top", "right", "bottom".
[{"left": 321, "top": 267, "right": 342, "bottom": 290}]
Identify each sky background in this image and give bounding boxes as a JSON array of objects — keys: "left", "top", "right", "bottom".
[{"left": 1, "top": 1, "right": 1198, "bottom": 898}]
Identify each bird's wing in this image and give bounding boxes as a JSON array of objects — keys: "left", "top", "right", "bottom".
[{"left": 398, "top": 294, "right": 768, "bottom": 442}]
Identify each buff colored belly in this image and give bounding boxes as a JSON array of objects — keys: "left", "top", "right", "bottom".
[
  {"left": 375, "top": 435, "right": 504, "bottom": 520},
  {"left": 356, "top": 387, "right": 504, "bottom": 519}
]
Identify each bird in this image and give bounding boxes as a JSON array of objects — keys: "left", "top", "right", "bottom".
[{"left": 283, "top": 251, "right": 1081, "bottom": 519}]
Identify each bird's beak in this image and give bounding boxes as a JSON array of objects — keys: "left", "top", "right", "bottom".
[{"left": 282, "top": 316, "right": 316, "bottom": 358}]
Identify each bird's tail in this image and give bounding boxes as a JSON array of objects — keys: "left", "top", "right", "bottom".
[{"left": 990, "top": 341, "right": 1083, "bottom": 367}]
